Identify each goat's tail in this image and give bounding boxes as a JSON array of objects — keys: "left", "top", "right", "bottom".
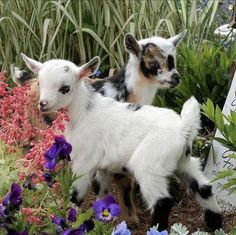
[
  {"left": 180, "top": 96, "right": 200, "bottom": 143},
  {"left": 13, "top": 67, "right": 33, "bottom": 86}
]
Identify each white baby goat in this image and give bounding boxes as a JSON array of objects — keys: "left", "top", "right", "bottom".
[{"left": 21, "top": 54, "right": 222, "bottom": 231}]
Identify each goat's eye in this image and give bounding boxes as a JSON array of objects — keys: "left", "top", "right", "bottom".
[
  {"left": 59, "top": 85, "right": 70, "bottom": 94},
  {"left": 148, "top": 60, "right": 160, "bottom": 69}
]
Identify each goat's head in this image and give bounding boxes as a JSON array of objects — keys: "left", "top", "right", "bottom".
[
  {"left": 124, "top": 31, "right": 186, "bottom": 88},
  {"left": 21, "top": 54, "right": 100, "bottom": 113}
]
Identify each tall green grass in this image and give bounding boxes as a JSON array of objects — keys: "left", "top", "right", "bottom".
[{"left": 0, "top": 0, "right": 219, "bottom": 78}]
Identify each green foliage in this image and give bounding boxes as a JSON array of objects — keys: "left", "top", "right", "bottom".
[
  {"left": 0, "top": 142, "right": 21, "bottom": 196},
  {"left": 0, "top": 0, "right": 220, "bottom": 78},
  {"left": 202, "top": 99, "right": 236, "bottom": 194},
  {"left": 154, "top": 42, "right": 236, "bottom": 112}
]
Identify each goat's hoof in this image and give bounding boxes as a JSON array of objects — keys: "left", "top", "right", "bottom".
[
  {"left": 70, "top": 190, "right": 83, "bottom": 207},
  {"left": 205, "top": 210, "right": 222, "bottom": 230}
]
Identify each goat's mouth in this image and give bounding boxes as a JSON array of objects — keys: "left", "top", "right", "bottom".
[
  {"left": 39, "top": 106, "right": 55, "bottom": 113},
  {"left": 167, "top": 79, "right": 181, "bottom": 88}
]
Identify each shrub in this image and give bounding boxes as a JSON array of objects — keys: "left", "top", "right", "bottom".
[
  {"left": 202, "top": 99, "right": 236, "bottom": 194},
  {"left": 154, "top": 42, "right": 236, "bottom": 113}
]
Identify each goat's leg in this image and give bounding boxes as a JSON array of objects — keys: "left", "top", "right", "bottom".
[
  {"left": 114, "top": 174, "right": 140, "bottom": 224},
  {"left": 127, "top": 135, "right": 180, "bottom": 230},
  {"left": 92, "top": 170, "right": 112, "bottom": 198},
  {"left": 178, "top": 156, "right": 222, "bottom": 230}
]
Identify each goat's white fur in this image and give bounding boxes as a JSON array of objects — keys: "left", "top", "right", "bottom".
[{"left": 22, "top": 55, "right": 221, "bottom": 220}]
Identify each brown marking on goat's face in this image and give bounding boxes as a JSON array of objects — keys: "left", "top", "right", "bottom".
[{"left": 142, "top": 44, "right": 170, "bottom": 75}]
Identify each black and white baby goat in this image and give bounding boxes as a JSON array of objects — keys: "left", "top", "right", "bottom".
[
  {"left": 16, "top": 32, "right": 186, "bottom": 219},
  {"left": 21, "top": 54, "right": 222, "bottom": 231}
]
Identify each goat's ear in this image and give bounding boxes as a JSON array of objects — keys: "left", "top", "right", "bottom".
[
  {"left": 76, "top": 56, "right": 100, "bottom": 80},
  {"left": 124, "top": 33, "right": 140, "bottom": 57},
  {"left": 21, "top": 53, "right": 43, "bottom": 74},
  {"left": 168, "top": 30, "right": 187, "bottom": 47}
]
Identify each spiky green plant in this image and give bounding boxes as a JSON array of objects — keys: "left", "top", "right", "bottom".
[{"left": 0, "top": 0, "right": 220, "bottom": 80}]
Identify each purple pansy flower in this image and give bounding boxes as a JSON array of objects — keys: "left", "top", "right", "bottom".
[
  {"left": 52, "top": 215, "right": 66, "bottom": 226},
  {"left": 44, "top": 136, "right": 72, "bottom": 170},
  {"left": 92, "top": 195, "right": 121, "bottom": 222},
  {"left": 112, "top": 221, "right": 131, "bottom": 235},
  {"left": 54, "top": 136, "right": 72, "bottom": 159},
  {"left": 67, "top": 207, "right": 77, "bottom": 223},
  {"left": 146, "top": 228, "right": 168, "bottom": 235},
  {"left": 63, "top": 220, "right": 94, "bottom": 235},
  {"left": 52, "top": 215, "right": 67, "bottom": 233},
  {"left": 2, "top": 183, "right": 22, "bottom": 208}
]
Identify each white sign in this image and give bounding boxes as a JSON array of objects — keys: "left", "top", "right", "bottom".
[{"left": 204, "top": 70, "right": 236, "bottom": 213}]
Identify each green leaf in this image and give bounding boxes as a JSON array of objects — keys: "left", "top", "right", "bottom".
[
  {"left": 211, "top": 170, "right": 235, "bottom": 182},
  {"left": 215, "top": 105, "right": 224, "bottom": 132},
  {"left": 202, "top": 99, "right": 215, "bottom": 121},
  {"left": 229, "top": 110, "right": 236, "bottom": 124},
  {"left": 229, "top": 123, "right": 236, "bottom": 142},
  {"left": 213, "top": 137, "right": 236, "bottom": 151},
  {"left": 227, "top": 153, "right": 236, "bottom": 159},
  {"left": 73, "top": 208, "right": 93, "bottom": 228}
]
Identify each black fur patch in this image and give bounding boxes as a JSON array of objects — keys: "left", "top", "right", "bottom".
[
  {"left": 18, "top": 71, "right": 33, "bottom": 84},
  {"left": 122, "top": 167, "right": 128, "bottom": 173},
  {"left": 151, "top": 197, "right": 175, "bottom": 231},
  {"left": 92, "top": 179, "right": 100, "bottom": 195},
  {"left": 199, "top": 185, "right": 213, "bottom": 199},
  {"left": 189, "top": 178, "right": 199, "bottom": 193},
  {"left": 125, "top": 34, "right": 140, "bottom": 57},
  {"left": 70, "top": 190, "right": 83, "bottom": 206},
  {"left": 113, "top": 173, "right": 126, "bottom": 180},
  {"left": 168, "top": 177, "right": 181, "bottom": 203},
  {"left": 64, "top": 66, "right": 69, "bottom": 72},
  {"left": 43, "top": 115, "right": 54, "bottom": 125},
  {"left": 123, "top": 185, "right": 132, "bottom": 211},
  {"left": 189, "top": 177, "right": 213, "bottom": 199},
  {"left": 140, "top": 60, "right": 158, "bottom": 77},
  {"left": 167, "top": 55, "right": 175, "bottom": 71},
  {"left": 92, "top": 68, "right": 130, "bottom": 102},
  {"left": 204, "top": 210, "right": 222, "bottom": 230},
  {"left": 127, "top": 103, "right": 142, "bottom": 111}
]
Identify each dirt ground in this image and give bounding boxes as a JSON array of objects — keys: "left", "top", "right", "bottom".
[{"left": 81, "top": 186, "right": 236, "bottom": 235}]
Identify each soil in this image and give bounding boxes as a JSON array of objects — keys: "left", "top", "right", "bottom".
[{"left": 81, "top": 186, "right": 236, "bottom": 235}]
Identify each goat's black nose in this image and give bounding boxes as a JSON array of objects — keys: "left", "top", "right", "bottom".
[
  {"left": 39, "top": 99, "right": 48, "bottom": 107},
  {"left": 171, "top": 73, "right": 181, "bottom": 85}
]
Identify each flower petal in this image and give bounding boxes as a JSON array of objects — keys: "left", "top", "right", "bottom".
[
  {"left": 109, "top": 203, "right": 121, "bottom": 217},
  {"left": 44, "top": 158, "right": 57, "bottom": 170},
  {"left": 92, "top": 200, "right": 106, "bottom": 214},
  {"left": 112, "top": 221, "right": 131, "bottom": 235},
  {"left": 11, "top": 183, "right": 22, "bottom": 194},
  {"left": 103, "top": 195, "right": 116, "bottom": 205},
  {"left": 67, "top": 207, "right": 77, "bottom": 223}
]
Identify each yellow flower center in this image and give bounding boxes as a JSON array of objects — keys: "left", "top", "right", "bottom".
[{"left": 102, "top": 209, "right": 110, "bottom": 217}]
